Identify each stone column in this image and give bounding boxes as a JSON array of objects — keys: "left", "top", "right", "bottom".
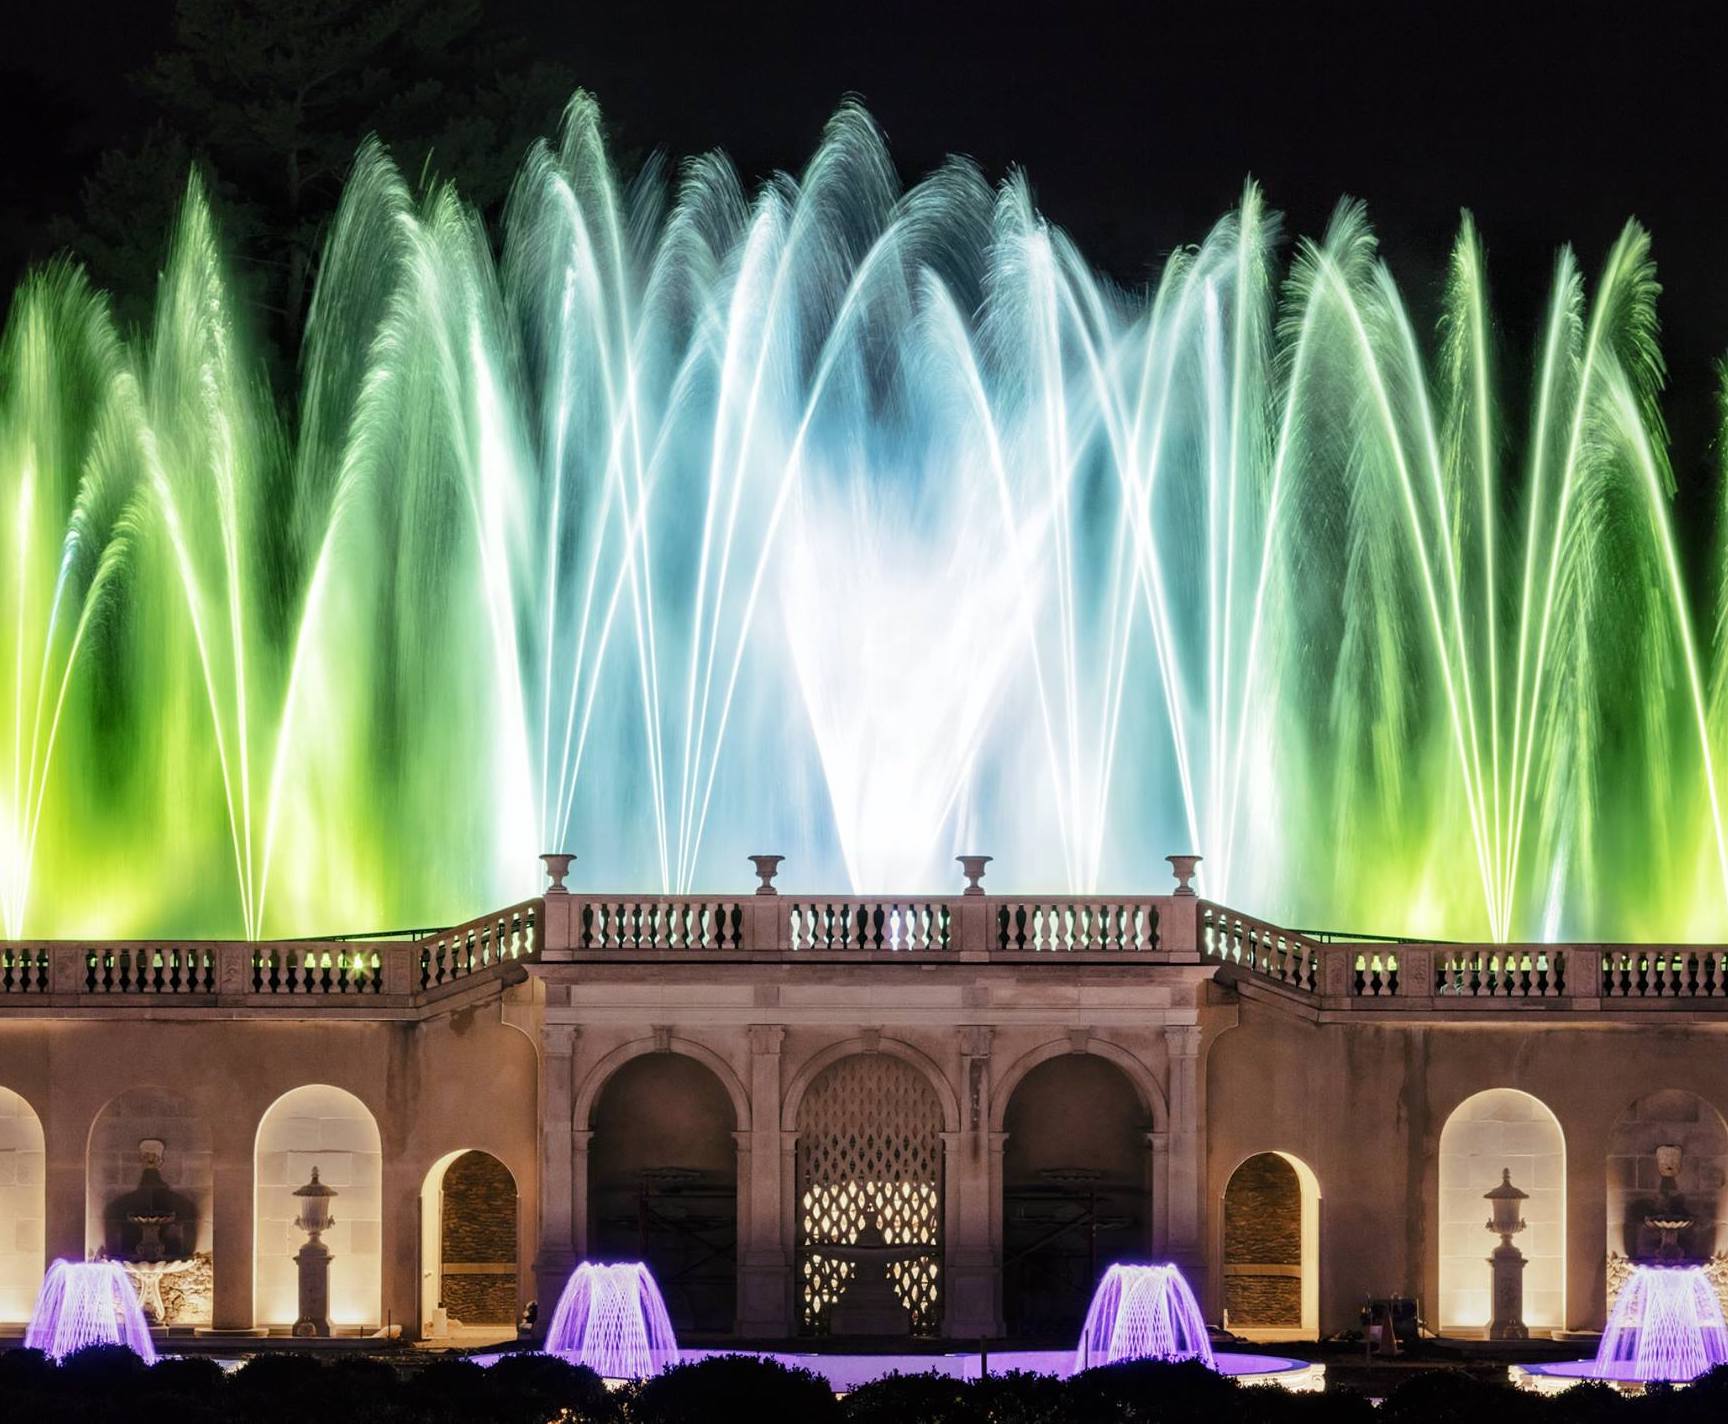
[
  {"left": 1164, "top": 1025, "right": 1205, "bottom": 1290},
  {"left": 41, "top": 1101, "right": 85, "bottom": 1270},
  {"left": 1147, "top": 1130, "right": 1170, "bottom": 1254},
  {"left": 210, "top": 1148, "right": 255, "bottom": 1329},
  {"left": 737, "top": 1025, "right": 792, "bottom": 1336},
  {"left": 570, "top": 1131, "right": 594, "bottom": 1258},
  {"left": 1566, "top": 1124, "right": 1609, "bottom": 1332},
  {"left": 532, "top": 1024, "right": 579, "bottom": 1315},
  {"left": 941, "top": 1025, "right": 1000, "bottom": 1338},
  {"left": 380, "top": 1155, "right": 419, "bottom": 1336}
]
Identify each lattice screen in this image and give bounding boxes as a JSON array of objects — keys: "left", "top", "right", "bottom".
[{"left": 796, "top": 1054, "right": 943, "bottom": 1334}]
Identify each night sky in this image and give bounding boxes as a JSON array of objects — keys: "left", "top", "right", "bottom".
[{"left": 5, "top": 0, "right": 1725, "bottom": 508}]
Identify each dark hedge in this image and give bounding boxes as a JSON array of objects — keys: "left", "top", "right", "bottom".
[{"left": 7, "top": 1348, "right": 1728, "bottom": 1423}]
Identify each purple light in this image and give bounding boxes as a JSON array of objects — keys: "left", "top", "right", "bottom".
[
  {"left": 1592, "top": 1264, "right": 1728, "bottom": 1382},
  {"left": 1074, "top": 1263, "right": 1216, "bottom": 1371},
  {"left": 24, "top": 1260, "right": 158, "bottom": 1363},
  {"left": 544, "top": 1261, "right": 680, "bottom": 1378}
]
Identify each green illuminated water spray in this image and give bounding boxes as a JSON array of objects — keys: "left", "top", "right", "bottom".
[{"left": 1, "top": 98, "right": 1723, "bottom": 942}]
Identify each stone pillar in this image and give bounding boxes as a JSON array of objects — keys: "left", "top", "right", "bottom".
[
  {"left": 570, "top": 1131, "right": 594, "bottom": 1258},
  {"left": 41, "top": 1101, "right": 84, "bottom": 1270},
  {"left": 738, "top": 1026, "right": 792, "bottom": 1336},
  {"left": 1147, "top": 1130, "right": 1170, "bottom": 1254},
  {"left": 1489, "top": 1242, "right": 1529, "bottom": 1339},
  {"left": 942, "top": 1025, "right": 1000, "bottom": 1338},
  {"left": 532, "top": 1024, "right": 579, "bottom": 1316},
  {"left": 210, "top": 1150, "right": 255, "bottom": 1330},
  {"left": 380, "top": 1154, "right": 418, "bottom": 1337},
  {"left": 1566, "top": 1125, "right": 1609, "bottom": 1332},
  {"left": 1164, "top": 1025, "right": 1205, "bottom": 1290},
  {"left": 1157, "top": 895, "right": 1201, "bottom": 961},
  {"left": 292, "top": 1238, "right": 333, "bottom": 1336}
]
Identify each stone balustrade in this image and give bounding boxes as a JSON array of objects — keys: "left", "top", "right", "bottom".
[
  {"left": 540, "top": 892, "right": 1178, "bottom": 959},
  {"left": 13, "top": 851, "right": 1728, "bottom": 1017},
  {"left": 0, "top": 898, "right": 540, "bottom": 1015}
]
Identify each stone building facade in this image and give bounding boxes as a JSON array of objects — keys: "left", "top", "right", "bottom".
[{"left": 3, "top": 867, "right": 1727, "bottom": 1341}]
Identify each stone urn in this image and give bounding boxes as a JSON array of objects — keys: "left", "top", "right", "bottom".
[
  {"left": 956, "top": 855, "right": 993, "bottom": 896},
  {"left": 540, "top": 853, "right": 576, "bottom": 893},
  {"left": 292, "top": 1166, "right": 339, "bottom": 1337},
  {"left": 1166, "top": 854, "right": 1202, "bottom": 896},
  {"left": 749, "top": 854, "right": 785, "bottom": 895},
  {"left": 1484, "top": 1167, "right": 1530, "bottom": 1340}
]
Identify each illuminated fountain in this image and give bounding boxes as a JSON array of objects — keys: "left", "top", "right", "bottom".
[
  {"left": 504, "top": 1259, "right": 1320, "bottom": 1392},
  {"left": 1074, "top": 1263, "right": 1216, "bottom": 1369},
  {"left": 4, "top": 96, "right": 1725, "bottom": 945},
  {"left": 1516, "top": 1265, "right": 1728, "bottom": 1391},
  {"left": 24, "top": 1259, "right": 158, "bottom": 1363},
  {"left": 544, "top": 1261, "right": 680, "bottom": 1379}
]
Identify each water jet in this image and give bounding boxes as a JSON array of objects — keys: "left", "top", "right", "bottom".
[{"left": 24, "top": 1259, "right": 158, "bottom": 1363}]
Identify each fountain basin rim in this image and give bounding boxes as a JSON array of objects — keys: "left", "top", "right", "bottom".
[{"left": 1515, "top": 1359, "right": 1712, "bottom": 1390}]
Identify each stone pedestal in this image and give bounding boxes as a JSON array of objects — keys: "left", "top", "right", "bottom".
[
  {"left": 293, "top": 1239, "right": 333, "bottom": 1337},
  {"left": 829, "top": 1255, "right": 912, "bottom": 1336},
  {"left": 1489, "top": 1241, "right": 1528, "bottom": 1340},
  {"left": 1484, "top": 1166, "right": 1530, "bottom": 1340}
]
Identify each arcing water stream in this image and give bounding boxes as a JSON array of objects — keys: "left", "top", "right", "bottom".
[{"left": 3, "top": 97, "right": 1723, "bottom": 942}]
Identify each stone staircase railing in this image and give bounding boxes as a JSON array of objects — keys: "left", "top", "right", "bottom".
[{"left": 0, "top": 899, "right": 542, "bottom": 1013}]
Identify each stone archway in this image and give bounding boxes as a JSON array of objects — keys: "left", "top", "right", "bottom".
[
  {"left": 796, "top": 1052, "right": 945, "bottom": 1337},
  {"left": 1001, "top": 1054, "right": 1149, "bottom": 1338},
  {"left": 420, "top": 1150, "right": 519, "bottom": 1338},
  {"left": 1605, "top": 1089, "right": 1728, "bottom": 1308},
  {"left": 1222, "top": 1151, "right": 1320, "bottom": 1340},
  {"left": 587, "top": 1052, "right": 738, "bottom": 1333},
  {"left": 1437, "top": 1088, "right": 1565, "bottom": 1331},
  {"left": 254, "top": 1084, "right": 382, "bottom": 1329},
  {"left": 86, "top": 1087, "right": 213, "bottom": 1326},
  {"left": 0, "top": 1085, "right": 44, "bottom": 1322}
]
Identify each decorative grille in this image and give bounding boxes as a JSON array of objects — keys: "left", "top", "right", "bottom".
[{"left": 796, "top": 1054, "right": 943, "bottom": 1334}]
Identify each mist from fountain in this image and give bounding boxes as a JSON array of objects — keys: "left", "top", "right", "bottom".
[
  {"left": 1074, "top": 1263, "right": 1216, "bottom": 1371},
  {"left": 544, "top": 1261, "right": 680, "bottom": 1378},
  {"left": 1592, "top": 1264, "right": 1728, "bottom": 1382},
  {"left": 24, "top": 1259, "right": 158, "bottom": 1363}
]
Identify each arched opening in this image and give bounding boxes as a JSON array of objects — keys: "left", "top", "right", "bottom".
[
  {"left": 420, "top": 1150, "right": 519, "bottom": 1340},
  {"left": 1438, "top": 1088, "right": 1565, "bottom": 1332},
  {"left": 1222, "top": 1151, "right": 1320, "bottom": 1340},
  {"left": 1001, "top": 1054, "right": 1148, "bottom": 1338},
  {"left": 86, "top": 1087, "right": 213, "bottom": 1326},
  {"left": 588, "top": 1053, "right": 737, "bottom": 1333},
  {"left": 1605, "top": 1089, "right": 1728, "bottom": 1310},
  {"left": 796, "top": 1053, "right": 943, "bottom": 1337},
  {"left": 0, "top": 1086, "right": 44, "bottom": 1321},
  {"left": 254, "top": 1084, "right": 382, "bottom": 1329}
]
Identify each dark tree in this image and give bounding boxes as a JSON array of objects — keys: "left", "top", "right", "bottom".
[{"left": 53, "top": 0, "right": 575, "bottom": 370}]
